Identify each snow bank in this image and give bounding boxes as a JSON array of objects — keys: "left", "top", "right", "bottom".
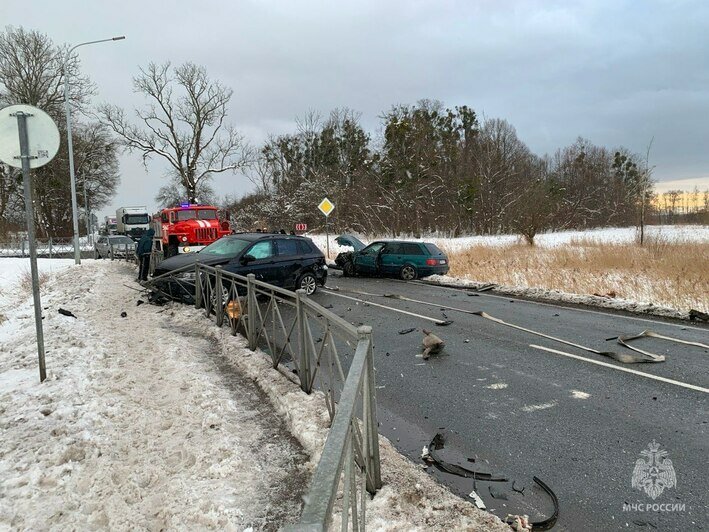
[{"left": 0, "top": 261, "right": 308, "bottom": 530}]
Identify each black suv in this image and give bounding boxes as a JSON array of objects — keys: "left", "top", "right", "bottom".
[{"left": 153, "top": 233, "right": 327, "bottom": 296}]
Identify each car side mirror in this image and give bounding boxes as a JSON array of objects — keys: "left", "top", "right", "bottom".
[{"left": 241, "top": 254, "right": 255, "bottom": 265}]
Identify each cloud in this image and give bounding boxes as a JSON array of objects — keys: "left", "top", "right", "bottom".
[{"left": 3, "top": 0, "right": 707, "bottom": 219}]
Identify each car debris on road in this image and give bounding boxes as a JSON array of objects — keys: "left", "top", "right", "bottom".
[{"left": 422, "top": 329, "right": 445, "bottom": 359}]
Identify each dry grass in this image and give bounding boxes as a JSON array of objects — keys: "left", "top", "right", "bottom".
[
  {"left": 444, "top": 237, "right": 709, "bottom": 313},
  {"left": 18, "top": 269, "right": 50, "bottom": 293}
]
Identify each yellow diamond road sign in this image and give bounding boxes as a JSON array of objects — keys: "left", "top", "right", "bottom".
[{"left": 318, "top": 197, "right": 335, "bottom": 217}]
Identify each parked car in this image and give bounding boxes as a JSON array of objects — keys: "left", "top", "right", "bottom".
[
  {"left": 335, "top": 239, "right": 449, "bottom": 280},
  {"left": 152, "top": 233, "right": 328, "bottom": 299},
  {"left": 95, "top": 235, "right": 136, "bottom": 259}
]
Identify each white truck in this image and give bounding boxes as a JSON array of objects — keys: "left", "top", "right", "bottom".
[
  {"left": 116, "top": 206, "right": 150, "bottom": 241},
  {"left": 103, "top": 216, "right": 118, "bottom": 235}
]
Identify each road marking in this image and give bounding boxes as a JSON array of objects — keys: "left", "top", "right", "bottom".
[
  {"left": 530, "top": 344, "right": 709, "bottom": 394},
  {"left": 323, "top": 290, "right": 447, "bottom": 324},
  {"left": 522, "top": 401, "right": 557, "bottom": 412},
  {"left": 570, "top": 390, "right": 591, "bottom": 399},
  {"left": 405, "top": 278, "right": 709, "bottom": 332}
]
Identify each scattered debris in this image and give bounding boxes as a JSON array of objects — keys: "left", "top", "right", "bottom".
[
  {"left": 511, "top": 481, "right": 525, "bottom": 495},
  {"left": 689, "top": 309, "right": 708, "bottom": 322},
  {"left": 489, "top": 485, "right": 509, "bottom": 500},
  {"left": 422, "top": 329, "right": 445, "bottom": 360},
  {"left": 120, "top": 311, "right": 127, "bottom": 318},
  {"left": 323, "top": 304, "right": 334, "bottom": 309},
  {"left": 615, "top": 329, "right": 708, "bottom": 350},
  {"left": 505, "top": 514, "right": 532, "bottom": 531},
  {"left": 58, "top": 308, "right": 77, "bottom": 319},
  {"left": 467, "top": 293, "right": 480, "bottom": 297},
  {"left": 423, "top": 433, "right": 507, "bottom": 481},
  {"left": 398, "top": 327, "right": 416, "bottom": 335},
  {"left": 136, "top": 300, "right": 145, "bottom": 306},
  {"left": 477, "top": 284, "right": 496, "bottom": 292},
  {"left": 475, "top": 310, "right": 665, "bottom": 364},
  {"left": 469, "top": 490, "right": 486, "bottom": 509}
]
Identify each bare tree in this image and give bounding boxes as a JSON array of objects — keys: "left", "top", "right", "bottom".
[
  {"left": 100, "top": 62, "right": 251, "bottom": 203},
  {"left": 0, "top": 26, "right": 93, "bottom": 118}
]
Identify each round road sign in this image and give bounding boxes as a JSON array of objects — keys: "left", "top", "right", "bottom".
[{"left": 0, "top": 104, "right": 60, "bottom": 169}]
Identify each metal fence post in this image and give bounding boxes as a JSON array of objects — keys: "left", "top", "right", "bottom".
[
  {"left": 194, "top": 263, "right": 202, "bottom": 309},
  {"left": 247, "top": 273, "right": 257, "bottom": 350},
  {"left": 215, "top": 266, "right": 224, "bottom": 327},
  {"left": 21, "top": 239, "right": 26, "bottom": 257},
  {"left": 359, "top": 325, "right": 382, "bottom": 491},
  {"left": 296, "top": 288, "right": 311, "bottom": 393},
  {"left": 109, "top": 243, "right": 114, "bottom": 260},
  {"left": 49, "top": 237, "right": 53, "bottom": 259}
]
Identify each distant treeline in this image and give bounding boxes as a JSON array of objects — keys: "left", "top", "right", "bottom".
[{"left": 226, "top": 101, "right": 681, "bottom": 242}]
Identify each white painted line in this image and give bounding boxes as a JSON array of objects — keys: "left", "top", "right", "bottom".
[
  {"left": 530, "top": 344, "right": 709, "bottom": 394},
  {"left": 323, "top": 290, "right": 446, "bottom": 324},
  {"left": 522, "top": 401, "right": 557, "bottom": 412}
]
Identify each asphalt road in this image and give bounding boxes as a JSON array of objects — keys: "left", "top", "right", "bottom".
[{"left": 308, "top": 272, "right": 709, "bottom": 531}]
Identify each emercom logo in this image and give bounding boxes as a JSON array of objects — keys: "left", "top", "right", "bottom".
[{"left": 631, "top": 440, "right": 677, "bottom": 500}]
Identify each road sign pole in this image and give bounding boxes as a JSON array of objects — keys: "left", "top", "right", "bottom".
[
  {"left": 325, "top": 215, "right": 330, "bottom": 259},
  {"left": 15, "top": 111, "right": 47, "bottom": 382}
]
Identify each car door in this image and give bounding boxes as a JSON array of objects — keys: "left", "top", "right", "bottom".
[
  {"left": 274, "top": 238, "right": 302, "bottom": 289},
  {"left": 379, "top": 242, "right": 404, "bottom": 275},
  {"left": 355, "top": 242, "right": 385, "bottom": 274},
  {"left": 241, "top": 240, "right": 280, "bottom": 285}
]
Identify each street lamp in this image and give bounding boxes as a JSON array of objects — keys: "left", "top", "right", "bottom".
[{"left": 63, "top": 35, "right": 125, "bottom": 264}]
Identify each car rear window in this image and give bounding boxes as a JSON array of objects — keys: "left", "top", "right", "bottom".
[{"left": 424, "top": 243, "right": 444, "bottom": 255}]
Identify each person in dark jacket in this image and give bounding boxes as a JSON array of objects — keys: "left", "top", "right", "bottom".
[{"left": 136, "top": 229, "right": 155, "bottom": 282}]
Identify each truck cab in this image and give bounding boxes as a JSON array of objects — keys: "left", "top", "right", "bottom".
[
  {"left": 153, "top": 204, "right": 231, "bottom": 257},
  {"left": 116, "top": 207, "right": 150, "bottom": 241}
]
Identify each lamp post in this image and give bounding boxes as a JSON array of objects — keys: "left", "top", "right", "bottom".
[{"left": 63, "top": 35, "right": 125, "bottom": 264}]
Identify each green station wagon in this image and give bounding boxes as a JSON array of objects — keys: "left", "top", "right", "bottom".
[{"left": 335, "top": 238, "right": 449, "bottom": 280}]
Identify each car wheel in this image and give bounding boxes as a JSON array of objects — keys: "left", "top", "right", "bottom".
[
  {"left": 167, "top": 243, "right": 178, "bottom": 258},
  {"left": 343, "top": 260, "right": 355, "bottom": 277},
  {"left": 399, "top": 264, "right": 417, "bottom": 281},
  {"left": 95, "top": 249, "right": 102, "bottom": 259},
  {"left": 210, "top": 283, "right": 230, "bottom": 310},
  {"left": 297, "top": 272, "right": 318, "bottom": 295}
]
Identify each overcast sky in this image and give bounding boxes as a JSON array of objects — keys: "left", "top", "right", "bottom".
[{"left": 3, "top": 0, "right": 708, "bottom": 219}]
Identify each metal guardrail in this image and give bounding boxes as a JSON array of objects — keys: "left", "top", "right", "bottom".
[
  {"left": 148, "top": 262, "right": 382, "bottom": 530},
  {"left": 0, "top": 237, "right": 94, "bottom": 258}
]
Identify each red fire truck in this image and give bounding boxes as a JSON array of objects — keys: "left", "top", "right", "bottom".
[{"left": 152, "top": 204, "right": 231, "bottom": 257}]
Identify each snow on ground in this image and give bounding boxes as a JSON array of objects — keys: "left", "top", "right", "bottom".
[
  {"left": 309, "top": 224, "right": 709, "bottom": 256},
  {"left": 0, "top": 259, "right": 507, "bottom": 531},
  {"left": 0, "top": 258, "right": 74, "bottom": 302},
  {"left": 0, "top": 260, "right": 309, "bottom": 530}
]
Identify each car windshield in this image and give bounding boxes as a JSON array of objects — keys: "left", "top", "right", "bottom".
[
  {"left": 200, "top": 238, "right": 250, "bottom": 256},
  {"left": 124, "top": 214, "right": 149, "bottom": 224},
  {"left": 108, "top": 236, "right": 134, "bottom": 245}
]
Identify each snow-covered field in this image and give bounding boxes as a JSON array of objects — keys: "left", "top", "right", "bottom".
[
  {"left": 309, "top": 225, "right": 709, "bottom": 257},
  {"left": 309, "top": 226, "right": 709, "bottom": 317},
  {"left": 0, "top": 259, "right": 506, "bottom": 531}
]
